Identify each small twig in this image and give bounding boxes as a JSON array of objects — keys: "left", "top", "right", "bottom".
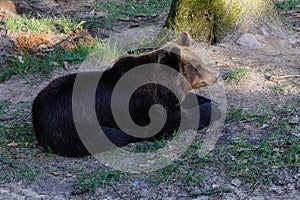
[
  {"left": 76, "top": 20, "right": 86, "bottom": 29},
  {"left": 269, "top": 75, "right": 300, "bottom": 82},
  {"left": 292, "top": 27, "right": 300, "bottom": 32},
  {"left": 239, "top": 117, "right": 257, "bottom": 124},
  {"left": 279, "top": 10, "right": 298, "bottom": 15}
]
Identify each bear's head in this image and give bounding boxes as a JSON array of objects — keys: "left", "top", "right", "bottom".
[{"left": 157, "top": 32, "right": 218, "bottom": 92}]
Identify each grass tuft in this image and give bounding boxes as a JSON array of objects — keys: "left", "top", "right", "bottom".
[
  {"left": 84, "top": 0, "right": 172, "bottom": 29},
  {"left": 226, "top": 68, "right": 250, "bottom": 83},
  {"left": 226, "top": 105, "right": 270, "bottom": 124},
  {"left": 272, "top": 85, "right": 290, "bottom": 93},
  {"left": 73, "top": 169, "right": 123, "bottom": 194},
  {"left": 0, "top": 156, "right": 37, "bottom": 184},
  {"left": 273, "top": 0, "right": 299, "bottom": 10},
  {"left": 0, "top": 43, "right": 95, "bottom": 82},
  {"left": 4, "top": 15, "right": 80, "bottom": 34}
]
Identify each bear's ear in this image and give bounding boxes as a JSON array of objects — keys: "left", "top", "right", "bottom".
[{"left": 176, "top": 32, "right": 191, "bottom": 47}]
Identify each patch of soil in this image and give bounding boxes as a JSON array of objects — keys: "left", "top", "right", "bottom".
[
  {"left": 0, "top": 1, "right": 299, "bottom": 200},
  {"left": 12, "top": 0, "right": 168, "bottom": 38}
]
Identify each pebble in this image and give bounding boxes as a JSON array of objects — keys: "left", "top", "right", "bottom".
[
  {"left": 269, "top": 184, "right": 284, "bottom": 194},
  {"left": 231, "top": 178, "right": 242, "bottom": 187}
]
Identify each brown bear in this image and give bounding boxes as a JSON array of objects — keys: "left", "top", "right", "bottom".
[{"left": 32, "top": 32, "right": 220, "bottom": 157}]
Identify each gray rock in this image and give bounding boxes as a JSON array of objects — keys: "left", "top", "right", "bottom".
[
  {"left": 231, "top": 178, "right": 242, "bottom": 187},
  {"left": 269, "top": 184, "right": 284, "bottom": 194},
  {"left": 236, "top": 33, "right": 262, "bottom": 49}
]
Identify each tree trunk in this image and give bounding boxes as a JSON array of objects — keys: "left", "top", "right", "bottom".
[{"left": 163, "top": 0, "right": 279, "bottom": 44}]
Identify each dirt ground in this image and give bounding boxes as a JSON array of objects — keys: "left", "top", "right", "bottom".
[{"left": 0, "top": 0, "right": 299, "bottom": 199}]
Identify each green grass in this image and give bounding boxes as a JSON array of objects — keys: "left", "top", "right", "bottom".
[
  {"left": 1, "top": 14, "right": 93, "bottom": 82},
  {"left": 130, "top": 133, "right": 179, "bottom": 153},
  {"left": 272, "top": 85, "right": 290, "bottom": 93},
  {"left": 212, "top": 131, "right": 299, "bottom": 187},
  {"left": 147, "top": 160, "right": 204, "bottom": 189},
  {"left": 0, "top": 156, "right": 37, "bottom": 184},
  {"left": 0, "top": 101, "right": 37, "bottom": 183},
  {"left": 0, "top": 43, "right": 95, "bottom": 82},
  {"left": 226, "top": 105, "right": 271, "bottom": 124},
  {"left": 69, "top": 101, "right": 299, "bottom": 194},
  {"left": 274, "top": 0, "right": 299, "bottom": 10},
  {"left": 226, "top": 68, "right": 250, "bottom": 83},
  {"left": 197, "top": 102, "right": 300, "bottom": 188},
  {"left": 72, "top": 169, "right": 123, "bottom": 194},
  {"left": 96, "top": 0, "right": 172, "bottom": 18},
  {"left": 89, "top": 39, "right": 127, "bottom": 63},
  {"left": 4, "top": 15, "right": 81, "bottom": 34},
  {"left": 134, "top": 139, "right": 168, "bottom": 153},
  {"left": 1, "top": 1, "right": 166, "bottom": 81},
  {"left": 0, "top": 121, "right": 35, "bottom": 155},
  {"left": 84, "top": 0, "right": 172, "bottom": 29},
  {"left": 0, "top": 100, "right": 10, "bottom": 115},
  {"left": 0, "top": 36, "right": 130, "bottom": 82},
  {"left": 0, "top": 101, "right": 35, "bottom": 154}
]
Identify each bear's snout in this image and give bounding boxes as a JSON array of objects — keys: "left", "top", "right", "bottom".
[{"left": 198, "top": 67, "right": 218, "bottom": 86}]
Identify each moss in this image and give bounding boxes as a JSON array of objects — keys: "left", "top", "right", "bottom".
[
  {"left": 164, "top": 0, "right": 278, "bottom": 44},
  {"left": 164, "top": 0, "right": 242, "bottom": 43}
]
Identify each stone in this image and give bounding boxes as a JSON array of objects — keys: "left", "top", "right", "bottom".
[
  {"left": 236, "top": 33, "right": 262, "bottom": 49},
  {"left": 231, "top": 178, "right": 242, "bottom": 187},
  {"left": 269, "top": 184, "right": 284, "bottom": 194}
]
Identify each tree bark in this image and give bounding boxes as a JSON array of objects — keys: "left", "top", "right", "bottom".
[{"left": 163, "top": 0, "right": 279, "bottom": 44}]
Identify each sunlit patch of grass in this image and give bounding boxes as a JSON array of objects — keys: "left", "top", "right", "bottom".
[
  {"left": 226, "top": 68, "right": 250, "bottom": 83},
  {"left": 272, "top": 85, "right": 290, "bottom": 93},
  {"left": 147, "top": 163, "right": 179, "bottom": 186},
  {"left": 0, "top": 42, "right": 95, "bottom": 82},
  {"left": 87, "top": 39, "right": 126, "bottom": 66},
  {"left": 0, "top": 35, "right": 129, "bottom": 82},
  {"left": 84, "top": 0, "right": 172, "bottom": 29},
  {"left": 4, "top": 15, "right": 81, "bottom": 34}
]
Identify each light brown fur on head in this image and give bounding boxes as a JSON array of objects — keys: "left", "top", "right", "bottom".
[
  {"left": 110, "top": 32, "right": 217, "bottom": 96},
  {"left": 158, "top": 32, "right": 217, "bottom": 92}
]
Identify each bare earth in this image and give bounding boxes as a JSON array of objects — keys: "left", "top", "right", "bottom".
[{"left": 0, "top": 0, "right": 299, "bottom": 199}]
